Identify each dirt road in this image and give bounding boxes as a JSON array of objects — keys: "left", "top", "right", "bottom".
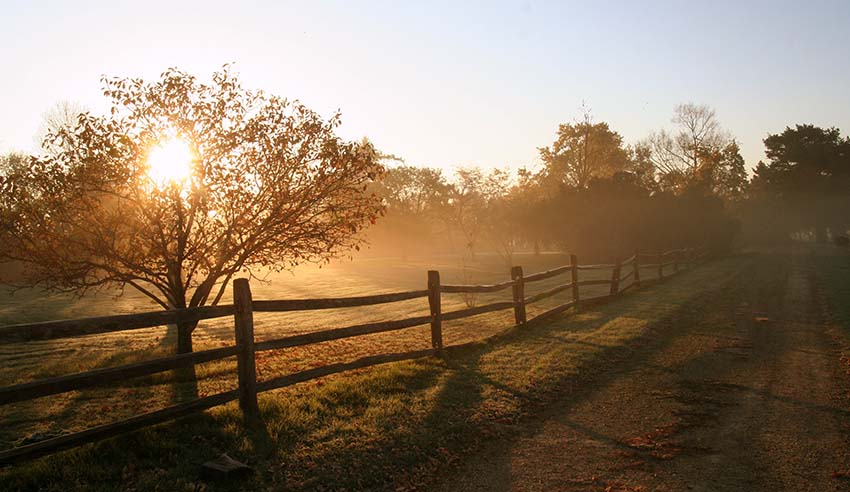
[{"left": 439, "top": 250, "right": 850, "bottom": 491}]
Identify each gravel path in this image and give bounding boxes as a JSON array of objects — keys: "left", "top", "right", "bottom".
[{"left": 439, "top": 250, "right": 850, "bottom": 491}]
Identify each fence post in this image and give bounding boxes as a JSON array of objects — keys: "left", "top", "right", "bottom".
[
  {"left": 511, "top": 266, "right": 526, "bottom": 325},
  {"left": 427, "top": 270, "right": 443, "bottom": 354},
  {"left": 233, "top": 278, "right": 259, "bottom": 416},
  {"left": 633, "top": 250, "right": 641, "bottom": 289},
  {"left": 657, "top": 252, "right": 663, "bottom": 280},
  {"left": 570, "top": 254, "right": 580, "bottom": 305},
  {"left": 610, "top": 257, "right": 622, "bottom": 295}
]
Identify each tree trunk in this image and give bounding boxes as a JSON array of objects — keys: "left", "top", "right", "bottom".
[
  {"left": 177, "top": 321, "right": 196, "bottom": 354},
  {"left": 171, "top": 320, "right": 200, "bottom": 400}
]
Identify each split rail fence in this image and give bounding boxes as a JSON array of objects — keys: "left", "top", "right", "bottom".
[{"left": 0, "top": 246, "right": 707, "bottom": 465}]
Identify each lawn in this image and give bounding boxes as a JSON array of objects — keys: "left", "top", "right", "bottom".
[
  {"left": 0, "top": 252, "right": 647, "bottom": 448},
  {"left": 809, "top": 244, "right": 850, "bottom": 331},
  {"left": 0, "top": 251, "right": 741, "bottom": 491}
]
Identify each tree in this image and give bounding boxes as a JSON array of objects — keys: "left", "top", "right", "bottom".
[
  {"left": 694, "top": 141, "right": 749, "bottom": 202},
  {"left": 375, "top": 165, "right": 450, "bottom": 217},
  {"left": 446, "top": 167, "right": 509, "bottom": 258},
  {"left": 368, "top": 165, "right": 451, "bottom": 257},
  {"left": 0, "top": 152, "right": 29, "bottom": 176},
  {"left": 740, "top": 160, "right": 797, "bottom": 243},
  {"left": 749, "top": 124, "right": 850, "bottom": 241},
  {"left": 36, "top": 101, "right": 86, "bottom": 156},
  {"left": 538, "top": 172, "right": 739, "bottom": 258},
  {"left": 507, "top": 167, "right": 549, "bottom": 257},
  {"left": 478, "top": 170, "right": 522, "bottom": 267},
  {"left": 539, "top": 111, "right": 632, "bottom": 190},
  {"left": 625, "top": 142, "right": 659, "bottom": 191},
  {"left": 646, "top": 103, "right": 730, "bottom": 190},
  {"left": 0, "top": 67, "right": 384, "bottom": 353}
]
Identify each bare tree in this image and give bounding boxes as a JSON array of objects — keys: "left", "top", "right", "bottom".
[
  {"left": 646, "top": 103, "right": 730, "bottom": 188},
  {"left": 0, "top": 67, "right": 384, "bottom": 353},
  {"left": 35, "top": 100, "right": 86, "bottom": 156}
]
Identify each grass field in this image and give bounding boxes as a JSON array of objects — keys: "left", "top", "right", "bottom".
[
  {"left": 0, "top": 251, "right": 691, "bottom": 491},
  {"left": 809, "top": 245, "right": 850, "bottom": 331}
]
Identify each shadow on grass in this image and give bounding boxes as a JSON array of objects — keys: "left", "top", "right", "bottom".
[
  {"left": 0, "top": 323, "right": 209, "bottom": 458},
  {"left": 429, "top": 250, "right": 850, "bottom": 491},
  {"left": 1, "top": 255, "right": 757, "bottom": 491}
]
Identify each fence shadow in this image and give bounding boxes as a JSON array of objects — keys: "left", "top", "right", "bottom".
[{"left": 0, "top": 247, "right": 707, "bottom": 466}]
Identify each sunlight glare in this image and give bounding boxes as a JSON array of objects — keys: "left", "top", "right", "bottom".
[{"left": 146, "top": 138, "right": 194, "bottom": 186}]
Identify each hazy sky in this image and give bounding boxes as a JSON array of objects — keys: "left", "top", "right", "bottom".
[{"left": 2, "top": 0, "right": 849, "bottom": 173}]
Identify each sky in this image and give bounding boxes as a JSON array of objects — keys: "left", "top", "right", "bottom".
[{"left": 1, "top": 0, "right": 849, "bottom": 174}]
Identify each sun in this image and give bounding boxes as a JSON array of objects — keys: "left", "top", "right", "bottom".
[{"left": 145, "top": 138, "right": 194, "bottom": 186}]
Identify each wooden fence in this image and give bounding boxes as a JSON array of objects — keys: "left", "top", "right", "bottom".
[{"left": 0, "top": 247, "right": 707, "bottom": 465}]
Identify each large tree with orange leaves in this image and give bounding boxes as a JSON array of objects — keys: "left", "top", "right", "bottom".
[{"left": 0, "top": 67, "right": 384, "bottom": 353}]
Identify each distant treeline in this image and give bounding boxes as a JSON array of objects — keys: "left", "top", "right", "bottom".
[
  {"left": 2, "top": 102, "right": 847, "bottom": 267},
  {"left": 364, "top": 104, "right": 849, "bottom": 263}
]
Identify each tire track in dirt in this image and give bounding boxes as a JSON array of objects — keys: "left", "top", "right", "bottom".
[{"left": 438, "top": 250, "right": 850, "bottom": 491}]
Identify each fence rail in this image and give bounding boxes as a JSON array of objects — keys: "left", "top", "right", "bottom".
[
  {"left": 0, "top": 305, "right": 236, "bottom": 343},
  {"left": 251, "top": 290, "right": 429, "bottom": 312},
  {"left": 253, "top": 315, "right": 433, "bottom": 352},
  {"left": 0, "top": 345, "right": 239, "bottom": 406},
  {"left": 0, "top": 246, "right": 708, "bottom": 465},
  {"left": 440, "top": 280, "right": 514, "bottom": 293}
]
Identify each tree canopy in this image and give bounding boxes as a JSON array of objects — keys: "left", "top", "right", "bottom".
[
  {"left": 364, "top": 105, "right": 747, "bottom": 262},
  {"left": 0, "top": 67, "right": 384, "bottom": 352},
  {"left": 747, "top": 124, "right": 850, "bottom": 241},
  {"left": 646, "top": 103, "right": 733, "bottom": 192},
  {"left": 538, "top": 115, "right": 631, "bottom": 190},
  {"left": 11, "top": 85, "right": 849, "bottom": 355}
]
